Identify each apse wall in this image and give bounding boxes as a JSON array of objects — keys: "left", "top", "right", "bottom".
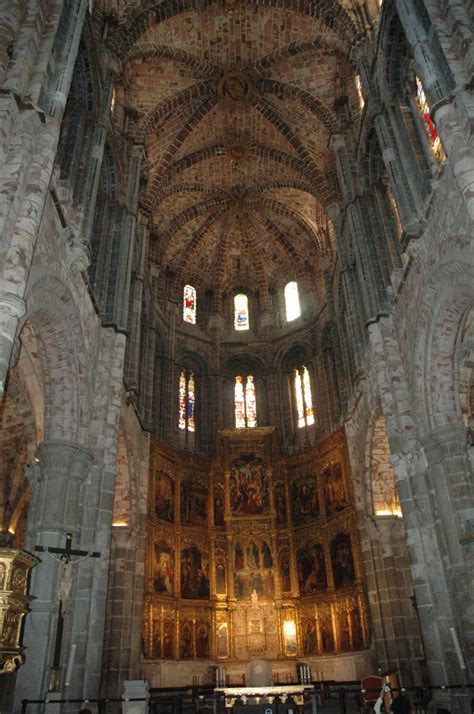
[{"left": 142, "top": 427, "right": 372, "bottom": 686}]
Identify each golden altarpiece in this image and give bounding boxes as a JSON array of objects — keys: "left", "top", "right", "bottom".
[{"left": 144, "top": 428, "right": 368, "bottom": 682}]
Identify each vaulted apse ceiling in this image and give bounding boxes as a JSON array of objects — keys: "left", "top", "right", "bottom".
[{"left": 109, "top": 0, "right": 369, "bottom": 293}]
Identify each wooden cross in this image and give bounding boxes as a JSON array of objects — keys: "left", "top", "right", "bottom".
[{"left": 35, "top": 533, "right": 100, "bottom": 691}]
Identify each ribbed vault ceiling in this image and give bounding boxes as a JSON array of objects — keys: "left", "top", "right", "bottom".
[{"left": 108, "top": 0, "right": 369, "bottom": 294}]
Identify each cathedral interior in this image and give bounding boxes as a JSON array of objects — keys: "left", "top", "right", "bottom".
[{"left": 0, "top": 0, "right": 473, "bottom": 712}]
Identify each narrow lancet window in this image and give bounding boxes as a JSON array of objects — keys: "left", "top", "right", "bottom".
[
  {"left": 234, "top": 294, "right": 249, "bottom": 330},
  {"left": 179, "top": 368, "right": 195, "bottom": 432},
  {"left": 179, "top": 369, "right": 187, "bottom": 430},
  {"left": 245, "top": 376, "right": 257, "bottom": 428},
  {"left": 415, "top": 76, "right": 444, "bottom": 162},
  {"left": 235, "top": 375, "right": 257, "bottom": 428},
  {"left": 187, "top": 373, "right": 195, "bottom": 432},
  {"left": 294, "top": 365, "right": 314, "bottom": 428},
  {"left": 235, "top": 376, "right": 246, "bottom": 428},
  {"left": 285, "top": 282, "right": 301, "bottom": 322},
  {"left": 183, "top": 284, "right": 197, "bottom": 324},
  {"left": 294, "top": 369, "right": 305, "bottom": 428},
  {"left": 303, "top": 366, "right": 314, "bottom": 425}
]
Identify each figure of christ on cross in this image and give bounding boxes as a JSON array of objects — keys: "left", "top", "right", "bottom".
[{"left": 35, "top": 533, "right": 100, "bottom": 691}]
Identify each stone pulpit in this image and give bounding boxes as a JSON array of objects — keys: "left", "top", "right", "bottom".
[{"left": 0, "top": 548, "right": 38, "bottom": 674}]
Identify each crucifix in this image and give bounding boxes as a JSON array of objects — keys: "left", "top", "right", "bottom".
[{"left": 35, "top": 533, "right": 100, "bottom": 691}]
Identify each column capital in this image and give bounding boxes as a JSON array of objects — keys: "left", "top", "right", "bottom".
[
  {"left": 420, "top": 423, "right": 470, "bottom": 462},
  {"left": 35, "top": 440, "right": 94, "bottom": 481}
]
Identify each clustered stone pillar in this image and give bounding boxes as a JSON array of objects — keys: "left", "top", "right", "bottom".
[
  {"left": 368, "top": 317, "right": 473, "bottom": 714},
  {"left": 14, "top": 441, "right": 93, "bottom": 709}
]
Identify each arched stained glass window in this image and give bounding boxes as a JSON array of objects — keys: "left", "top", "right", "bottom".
[
  {"left": 235, "top": 375, "right": 257, "bottom": 428},
  {"left": 294, "top": 365, "right": 314, "bottom": 428},
  {"left": 415, "top": 76, "right": 444, "bottom": 162},
  {"left": 235, "top": 376, "right": 246, "bottom": 428},
  {"left": 234, "top": 294, "right": 249, "bottom": 330},
  {"left": 303, "top": 366, "right": 314, "bottom": 425},
  {"left": 284, "top": 282, "right": 301, "bottom": 322},
  {"left": 179, "top": 369, "right": 187, "bottom": 430},
  {"left": 187, "top": 373, "right": 195, "bottom": 432},
  {"left": 183, "top": 284, "right": 197, "bottom": 324},
  {"left": 179, "top": 368, "right": 195, "bottom": 432},
  {"left": 294, "top": 369, "right": 305, "bottom": 428},
  {"left": 245, "top": 376, "right": 257, "bottom": 428}
]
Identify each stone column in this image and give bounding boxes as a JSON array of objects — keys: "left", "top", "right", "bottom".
[
  {"left": 367, "top": 316, "right": 472, "bottom": 713},
  {"left": 102, "top": 523, "right": 147, "bottom": 697},
  {"left": 360, "top": 516, "right": 424, "bottom": 686},
  {"left": 0, "top": 292, "right": 26, "bottom": 394},
  {"left": 421, "top": 424, "right": 474, "bottom": 677},
  {"left": 14, "top": 441, "right": 93, "bottom": 709}
]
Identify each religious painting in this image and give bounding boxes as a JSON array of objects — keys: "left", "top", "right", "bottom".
[
  {"left": 274, "top": 483, "right": 287, "bottom": 525},
  {"left": 214, "top": 484, "right": 225, "bottom": 526},
  {"left": 323, "top": 463, "right": 346, "bottom": 516},
  {"left": 291, "top": 476, "right": 319, "bottom": 524},
  {"left": 179, "top": 620, "right": 194, "bottom": 659},
  {"left": 279, "top": 549, "right": 292, "bottom": 594},
  {"left": 302, "top": 618, "right": 318, "bottom": 655},
  {"left": 234, "top": 571, "right": 250, "bottom": 599},
  {"left": 162, "top": 619, "right": 174, "bottom": 658},
  {"left": 216, "top": 622, "right": 228, "bottom": 658},
  {"left": 297, "top": 543, "right": 327, "bottom": 594},
  {"left": 349, "top": 605, "right": 364, "bottom": 649},
  {"left": 215, "top": 552, "right": 227, "bottom": 595},
  {"left": 180, "top": 479, "right": 208, "bottom": 526},
  {"left": 152, "top": 619, "right": 161, "bottom": 658},
  {"left": 331, "top": 532, "right": 356, "bottom": 588},
  {"left": 154, "top": 541, "right": 174, "bottom": 594},
  {"left": 180, "top": 545, "right": 210, "bottom": 599},
  {"left": 319, "top": 611, "right": 335, "bottom": 653},
  {"left": 196, "top": 621, "right": 210, "bottom": 658},
  {"left": 230, "top": 455, "right": 269, "bottom": 515},
  {"left": 338, "top": 610, "right": 351, "bottom": 651},
  {"left": 282, "top": 619, "right": 297, "bottom": 656},
  {"left": 155, "top": 471, "right": 174, "bottom": 523},
  {"left": 234, "top": 541, "right": 244, "bottom": 570},
  {"left": 233, "top": 536, "right": 274, "bottom": 600}
]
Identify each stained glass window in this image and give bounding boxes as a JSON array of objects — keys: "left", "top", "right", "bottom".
[
  {"left": 234, "top": 294, "right": 249, "bottom": 330},
  {"left": 415, "top": 76, "right": 444, "bottom": 162},
  {"left": 235, "top": 374, "right": 257, "bottom": 428},
  {"left": 245, "top": 376, "right": 257, "bottom": 428},
  {"left": 285, "top": 282, "right": 301, "bottom": 322},
  {"left": 179, "top": 369, "right": 187, "bottom": 430},
  {"left": 355, "top": 74, "right": 365, "bottom": 109},
  {"left": 235, "top": 375, "right": 246, "bottom": 428},
  {"left": 183, "top": 284, "right": 197, "bottom": 324},
  {"left": 187, "top": 373, "right": 195, "bottom": 432},
  {"left": 294, "top": 365, "right": 314, "bottom": 428},
  {"left": 303, "top": 366, "right": 314, "bottom": 425},
  {"left": 294, "top": 369, "right": 305, "bottom": 428},
  {"left": 179, "top": 368, "right": 195, "bottom": 432}
]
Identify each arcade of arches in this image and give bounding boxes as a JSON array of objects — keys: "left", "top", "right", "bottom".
[{"left": 0, "top": 0, "right": 473, "bottom": 712}]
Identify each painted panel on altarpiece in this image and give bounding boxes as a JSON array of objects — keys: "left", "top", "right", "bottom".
[
  {"left": 297, "top": 542, "right": 327, "bottom": 593},
  {"left": 180, "top": 479, "right": 208, "bottom": 526},
  {"left": 230, "top": 454, "right": 269, "bottom": 515},
  {"left": 154, "top": 541, "right": 174, "bottom": 594},
  {"left": 330, "top": 532, "right": 356, "bottom": 588},
  {"left": 233, "top": 537, "right": 274, "bottom": 599},
  {"left": 291, "top": 475, "right": 319, "bottom": 524},
  {"left": 180, "top": 545, "right": 210, "bottom": 599},
  {"left": 155, "top": 471, "right": 175, "bottom": 522},
  {"left": 322, "top": 462, "right": 346, "bottom": 516}
]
